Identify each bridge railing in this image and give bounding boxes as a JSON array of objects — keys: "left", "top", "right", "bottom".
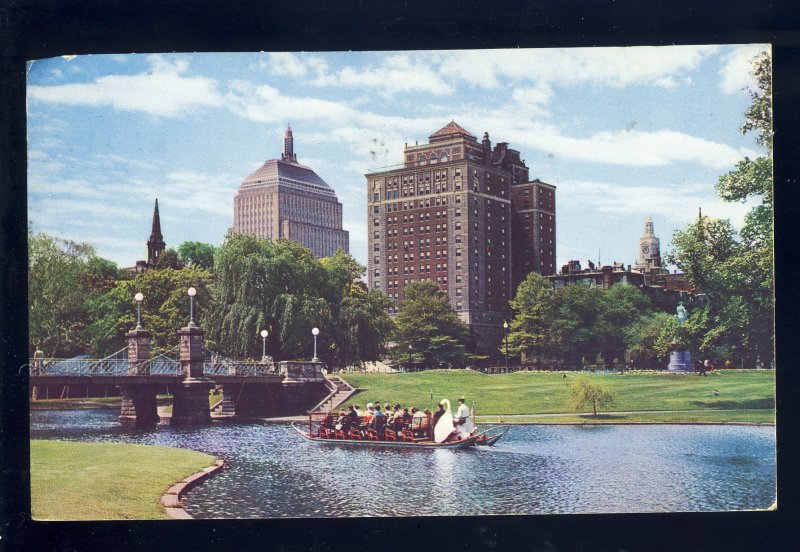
[
  {"left": 30, "top": 357, "right": 131, "bottom": 376},
  {"left": 203, "top": 361, "right": 277, "bottom": 376}
]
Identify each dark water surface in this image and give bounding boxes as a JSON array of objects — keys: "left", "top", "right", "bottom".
[{"left": 30, "top": 409, "right": 776, "bottom": 517}]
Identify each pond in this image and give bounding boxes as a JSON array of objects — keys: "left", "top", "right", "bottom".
[{"left": 30, "top": 408, "right": 776, "bottom": 517}]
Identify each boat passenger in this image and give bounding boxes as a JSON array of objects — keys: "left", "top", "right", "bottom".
[
  {"left": 347, "top": 404, "right": 359, "bottom": 423},
  {"left": 403, "top": 407, "right": 412, "bottom": 424},
  {"left": 431, "top": 402, "right": 445, "bottom": 438},
  {"left": 353, "top": 404, "right": 363, "bottom": 417},
  {"left": 412, "top": 407, "right": 425, "bottom": 420},
  {"left": 362, "top": 403, "right": 374, "bottom": 425},
  {"left": 335, "top": 409, "right": 349, "bottom": 432},
  {"left": 370, "top": 404, "right": 386, "bottom": 438}
]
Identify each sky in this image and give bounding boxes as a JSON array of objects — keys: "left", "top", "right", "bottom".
[{"left": 26, "top": 45, "right": 768, "bottom": 272}]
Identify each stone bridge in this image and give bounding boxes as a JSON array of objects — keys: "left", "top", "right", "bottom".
[{"left": 29, "top": 322, "right": 334, "bottom": 428}]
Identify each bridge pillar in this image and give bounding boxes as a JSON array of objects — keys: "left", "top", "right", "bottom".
[
  {"left": 171, "top": 324, "right": 213, "bottom": 426},
  {"left": 119, "top": 328, "right": 158, "bottom": 427}
]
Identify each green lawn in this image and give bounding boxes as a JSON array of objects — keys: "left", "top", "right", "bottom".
[
  {"left": 30, "top": 440, "right": 215, "bottom": 520},
  {"left": 338, "top": 370, "right": 775, "bottom": 423}
]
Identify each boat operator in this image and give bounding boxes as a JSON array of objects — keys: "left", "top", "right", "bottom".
[{"left": 454, "top": 397, "right": 474, "bottom": 436}]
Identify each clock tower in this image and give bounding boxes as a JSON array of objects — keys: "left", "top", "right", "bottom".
[{"left": 636, "top": 216, "right": 661, "bottom": 271}]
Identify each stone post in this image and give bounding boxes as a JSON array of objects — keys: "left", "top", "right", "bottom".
[
  {"left": 171, "top": 325, "right": 213, "bottom": 425},
  {"left": 120, "top": 327, "right": 159, "bottom": 427}
]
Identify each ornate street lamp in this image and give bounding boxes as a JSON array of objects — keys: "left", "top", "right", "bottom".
[
  {"left": 503, "top": 320, "right": 509, "bottom": 372},
  {"left": 187, "top": 287, "right": 197, "bottom": 327},
  {"left": 312, "top": 327, "right": 320, "bottom": 362},
  {"left": 260, "top": 329, "right": 269, "bottom": 361},
  {"left": 134, "top": 292, "right": 144, "bottom": 330}
]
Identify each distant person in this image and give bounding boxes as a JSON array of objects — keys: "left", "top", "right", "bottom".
[
  {"left": 431, "top": 403, "right": 445, "bottom": 438},
  {"left": 454, "top": 397, "right": 474, "bottom": 436},
  {"left": 699, "top": 359, "right": 709, "bottom": 377}
]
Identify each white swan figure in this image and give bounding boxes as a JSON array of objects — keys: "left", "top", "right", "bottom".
[{"left": 434, "top": 399, "right": 455, "bottom": 443}]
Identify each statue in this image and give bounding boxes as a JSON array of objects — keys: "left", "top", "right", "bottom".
[{"left": 676, "top": 302, "right": 688, "bottom": 324}]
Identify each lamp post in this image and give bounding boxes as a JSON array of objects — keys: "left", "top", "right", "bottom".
[
  {"left": 503, "top": 320, "right": 509, "bottom": 373},
  {"left": 312, "top": 327, "right": 320, "bottom": 362},
  {"left": 260, "top": 329, "right": 268, "bottom": 361},
  {"left": 408, "top": 344, "right": 413, "bottom": 372},
  {"left": 187, "top": 287, "right": 197, "bottom": 327},
  {"left": 134, "top": 292, "right": 144, "bottom": 330}
]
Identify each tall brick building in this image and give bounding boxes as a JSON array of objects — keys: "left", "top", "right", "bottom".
[
  {"left": 366, "top": 121, "right": 556, "bottom": 355},
  {"left": 230, "top": 126, "right": 349, "bottom": 258}
]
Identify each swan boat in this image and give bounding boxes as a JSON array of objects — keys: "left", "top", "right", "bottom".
[{"left": 292, "top": 399, "right": 507, "bottom": 449}]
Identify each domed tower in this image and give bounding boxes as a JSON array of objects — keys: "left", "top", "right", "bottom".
[{"left": 636, "top": 216, "right": 661, "bottom": 271}]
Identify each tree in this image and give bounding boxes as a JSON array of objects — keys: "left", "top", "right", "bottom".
[
  {"left": 177, "top": 241, "right": 216, "bottom": 270},
  {"left": 568, "top": 375, "right": 615, "bottom": 416},
  {"left": 320, "top": 250, "right": 393, "bottom": 369},
  {"left": 206, "top": 235, "right": 331, "bottom": 360},
  {"left": 625, "top": 311, "right": 674, "bottom": 368},
  {"left": 595, "top": 285, "right": 652, "bottom": 368},
  {"left": 28, "top": 230, "right": 122, "bottom": 357},
  {"left": 154, "top": 248, "right": 182, "bottom": 270},
  {"left": 391, "top": 281, "right": 475, "bottom": 369},
  {"left": 85, "top": 266, "right": 213, "bottom": 355},
  {"left": 667, "top": 51, "right": 773, "bottom": 367},
  {"left": 552, "top": 284, "right": 604, "bottom": 366},
  {"left": 506, "top": 273, "right": 558, "bottom": 362}
]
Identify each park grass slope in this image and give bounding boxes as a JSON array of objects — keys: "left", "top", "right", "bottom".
[
  {"left": 338, "top": 370, "right": 775, "bottom": 424},
  {"left": 30, "top": 440, "right": 215, "bottom": 520}
]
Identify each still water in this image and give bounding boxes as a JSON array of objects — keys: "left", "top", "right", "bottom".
[{"left": 30, "top": 409, "right": 776, "bottom": 517}]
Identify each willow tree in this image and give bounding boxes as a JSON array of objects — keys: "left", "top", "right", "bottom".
[{"left": 206, "top": 235, "right": 330, "bottom": 360}]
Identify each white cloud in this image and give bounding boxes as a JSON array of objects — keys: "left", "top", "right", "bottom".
[
  {"left": 557, "top": 178, "right": 756, "bottom": 228},
  {"left": 439, "top": 45, "right": 719, "bottom": 89},
  {"left": 28, "top": 55, "right": 224, "bottom": 117},
  {"left": 265, "top": 52, "right": 308, "bottom": 77},
  {"left": 311, "top": 53, "right": 452, "bottom": 96},
  {"left": 720, "top": 44, "right": 766, "bottom": 95}
]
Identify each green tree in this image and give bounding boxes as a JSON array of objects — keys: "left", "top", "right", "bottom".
[
  {"left": 391, "top": 281, "right": 474, "bottom": 369},
  {"left": 320, "top": 250, "right": 394, "bottom": 369},
  {"left": 177, "top": 241, "right": 216, "bottom": 270},
  {"left": 85, "top": 266, "right": 212, "bottom": 355},
  {"left": 624, "top": 311, "right": 674, "bottom": 368},
  {"left": 154, "top": 248, "right": 183, "bottom": 270},
  {"left": 206, "top": 235, "right": 331, "bottom": 360},
  {"left": 506, "top": 273, "right": 558, "bottom": 362},
  {"left": 667, "top": 51, "right": 773, "bottom": 367},
  {"left": 28, "top": 231, "right": 123, "bottom": 357},
  {"left": 568, "top": 375, "right": 615, "bottom": 416},
  {"left": 552, "top": 284, "right": 603, "bottom": 366},
  {"left": 596, "top": 285, "right": 652, "bottom": 368}
]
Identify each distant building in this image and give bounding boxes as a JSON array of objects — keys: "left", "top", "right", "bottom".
[
  {"left": 366, "top": 121, "right": 556, "bottom": 355},
  {"left": 635, "top": 216, "right": 662, "bottom": 272},
  {"left": 230, "top": 126, "right": 349, "bottom": 258},
  {"left": 125, "top": 199, "right": 165, "bottom": 276},
  {"left": 549, "top": 215, "right": 699, "bottom": 312}
]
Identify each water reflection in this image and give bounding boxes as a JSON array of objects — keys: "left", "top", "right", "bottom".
[{"left": 30, "top": 409, "right": 776, "bottom": 518}]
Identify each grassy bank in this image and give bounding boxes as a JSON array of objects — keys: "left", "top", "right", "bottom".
[
  {"left": 339, "top": 370, "right": 775, "bottom": 424},
  {"left": 30, "top": 440, "right": 215, "bottom": 520}
]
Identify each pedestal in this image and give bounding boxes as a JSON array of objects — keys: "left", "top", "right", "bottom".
[
  {"left": 119, "top": 385, "right": 159, "bottom": 427},
  {"left": 667, "top": 350, "right": 693, "bottom": 372},
  {"left": 171, "top": 378, "right": 213, "bottom": 425}
]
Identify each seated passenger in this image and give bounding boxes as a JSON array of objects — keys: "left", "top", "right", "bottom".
[{"left": 335, "top": 410, "right": 349, "bottom": 432}]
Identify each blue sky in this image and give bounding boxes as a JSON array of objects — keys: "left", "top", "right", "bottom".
[{"left": 27, "top": 45, "right": 768, "bottom": 272}]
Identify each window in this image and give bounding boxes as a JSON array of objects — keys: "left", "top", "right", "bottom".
[
  {"left": 373, "top": 218, "right": 380, "bottom": 227},
  {"left": 373, "top": 206, "right": 380, "bottom": 213}
]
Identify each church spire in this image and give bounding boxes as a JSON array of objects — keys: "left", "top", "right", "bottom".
[
  {"left": 147, "top": 198, "right": 166, "bottom": 266},
  {"left": 281, "top": 124, "right": 297, "bottom": 163}
]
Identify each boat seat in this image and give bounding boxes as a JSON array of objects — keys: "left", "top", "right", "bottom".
[
  {"left": 384, "top": 427, "right": 397, "bottom": 442},
  {"left": 319, "top": 427, "right": 335, "bottom": 439},
  {"left": 365, "top": 428, "right": 380, "bottom": 441},
  {"left": 334, "top": 428, "right": 347, "bottom": 439},
  {"left": 348, "top": 428, "right": 364, "bottom": 440},
  {"left": 400, "top": 429, "right": 415, "bottom": 442}
]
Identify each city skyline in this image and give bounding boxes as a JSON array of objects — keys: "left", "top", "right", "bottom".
[{"left": 27, "top": 46, "right": 767, "bottom": 271}]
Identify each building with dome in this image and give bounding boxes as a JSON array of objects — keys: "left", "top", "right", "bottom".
[{"left": 230, "top": 126, "right": 349, "bottom": 258}]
